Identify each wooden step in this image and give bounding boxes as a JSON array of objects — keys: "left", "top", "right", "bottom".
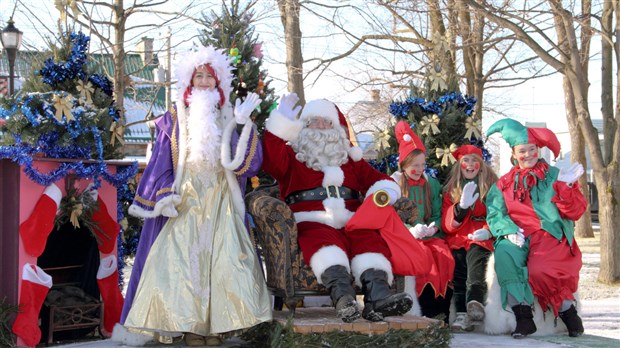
[{"left": 272, "top": 307, "right": 441, "bottom": 334}]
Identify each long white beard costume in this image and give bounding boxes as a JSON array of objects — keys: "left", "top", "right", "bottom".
[
  {"left": 291, "top": 126, "right": 350, "bottom": 171},
  {"left": 186, "top": 89, "right": 223, "bottom": 173}
]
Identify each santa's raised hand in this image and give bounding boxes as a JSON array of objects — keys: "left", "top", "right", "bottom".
[{"left": 277, "top": 92, "right": 302, "bottom": 120}]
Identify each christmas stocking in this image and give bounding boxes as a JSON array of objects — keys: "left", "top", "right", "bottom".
[
  {"left": 91, "top": 196, "right": 120, "bottom": 254},
  {"left": 96, "top": 255, "right": 124, "bottom": 335},
  {"left": 12, "top": 263, "right": 53, "bottom": 347},
  {"left": 19, "top": 183, "right": 62, "bottom": 257}
]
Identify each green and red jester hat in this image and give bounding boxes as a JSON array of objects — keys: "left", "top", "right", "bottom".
[{"left": 485, "top": 118, "right": 561, "bottom": 159}]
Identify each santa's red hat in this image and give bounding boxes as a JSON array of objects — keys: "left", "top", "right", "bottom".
[
  {"left": 299, "top": 99, "right": 363, "bottom": 161},
  {"left": 452, "top": 144, "right": 482, "bottom": 161},
  {"left": 395, "top": 120, "right": 426, "bottom": 164}
]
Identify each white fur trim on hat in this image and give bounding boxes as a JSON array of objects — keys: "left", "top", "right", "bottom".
[
  {"left": 173, "top": 45, "right": 233, "bottom": 105},
  {"left": 299, "top": 99, "right": 339, "bottom": 126},
  {"left": 350, "top": 252, "right": 393, "bottom": 288},
  {"left": 309, "top": 245, "right": 351, "bottom": 285}
]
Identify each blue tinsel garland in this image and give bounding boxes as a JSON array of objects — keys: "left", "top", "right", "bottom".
[{"left": 388, "top": 92, "right": 477, "bottom": 118}]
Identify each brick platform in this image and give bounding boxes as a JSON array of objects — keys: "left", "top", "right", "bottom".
[{"left": 273, "top": 307, "right": 441, "bottom": 334}]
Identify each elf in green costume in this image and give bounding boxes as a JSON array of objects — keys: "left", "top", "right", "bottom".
[{"left": 486, "top": 119, "right": 587, "bottom": 339}]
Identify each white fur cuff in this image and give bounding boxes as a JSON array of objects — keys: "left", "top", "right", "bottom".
[
  {"left": 265, "top": 110, "right": 303, "bottom": 142},
  {"left": 365, "top": 180, "right": 401, "bottom": 205},
  {"left": 350, "top": 252, "right": 393, "bottom": 287},
  {"left": 309, "top": 245, "right": 350, "bottom": 284}
]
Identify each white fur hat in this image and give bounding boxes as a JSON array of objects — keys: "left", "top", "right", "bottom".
[{"left": 173, "top": 45, "right": 234, "bottom": 105}]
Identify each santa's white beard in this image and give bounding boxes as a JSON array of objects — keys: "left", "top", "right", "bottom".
[
  {"left": 292, "top": 127, "right": 349, "bottom": 171},
  {"left": 186, "top": 89, "right": 222, "bottom": 171}
]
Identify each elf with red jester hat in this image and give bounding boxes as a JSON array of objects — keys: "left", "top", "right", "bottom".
[
  {"left": 392, "top": 120, "right": 455, "bottom": 324},
  {"left": 486, "top": 118, "right": 586, "bottom": 339},
  {"left": 441, "top": 145, "right": 498, "bottom": 331}
]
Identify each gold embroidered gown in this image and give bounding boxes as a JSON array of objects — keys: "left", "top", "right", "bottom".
[{"left": 124, "top": 162, "right": 272, "bottom": 336}]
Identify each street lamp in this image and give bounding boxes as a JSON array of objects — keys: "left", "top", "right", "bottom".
[{"left": 0, "top": 18, "right": 23, "bottom": 96}]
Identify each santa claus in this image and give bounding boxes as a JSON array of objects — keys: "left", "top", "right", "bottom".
[{"left": 262, "top": 93, "right": 413, "bottom": 322}]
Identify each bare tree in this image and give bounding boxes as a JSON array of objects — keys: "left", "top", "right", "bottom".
[
  {"left": 276, "top": 0, "right": 305, "bottom": 105},
  {"left": 467, "top": 0, "right": 619, "bottom": 283}
]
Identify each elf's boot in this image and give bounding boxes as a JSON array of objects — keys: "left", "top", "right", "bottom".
[
  {"left": 12, "top": 263, "right": 53, "bottom": 347},
  {"left": 511, "top": 304, "right": 537, "bottom": 338},
  {"left": 559, "top": 304, "right": 584, "bottom": 337},
  {"left": 360, "top": 268, "right": 413, "bottom": 322},
  {"left": 320, "top": 265, "right": 360, "bottom": 323}
]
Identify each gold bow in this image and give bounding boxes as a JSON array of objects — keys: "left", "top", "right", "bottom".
[
  {"left": 52, "top": 94, "right": 74, "bottom": 122},
  {"left": 77, "top": 80, "right": 94, "bottom": 104},
  {"left": 464, "top": 117, "right": 481, "bottom": 140},
  {"left": 374, "top": 129, "right": 391, "bottom": 150},
  {"left": 110, "top": 121, "right": 125, "bottom": 146},
  {"left": 420, "top": 114, "right": 441, "bottom": 135},
  {"left": 69, "top": 198, "right": 83, "bottom": 228},
  {"left": 120, "top": 217, "right": 129, "bottom": 231},
  {"left": 429, "top": 69, "right": 447, "bottom": 91},
  {"left": 436, "top": 143, "right": 458, "bottom": 167}
]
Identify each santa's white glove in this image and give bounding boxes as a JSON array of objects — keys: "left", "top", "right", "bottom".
[
  {"left": 234, "top": 92, "right": 262, "bottom": 125},
  {"left": 468, "top": 228, "right": 492, "bottom": 241},
  {"left": 390, "top": 171, "right": 403, "bottom": 183},
  {"left": 409, "top": 224, "right": 427, "bottom": 240},
  {"left": 161, "top": 203, "right": 178, "bottom": 218},
  {"left": 277, "top": 92, "right": 302, "bottom": 121},
  {"left": 557, "top": 163, "right": 584, "bottom": 185},
  {"left": 424, "top": 222, "right": 437, "bottom": 237},
  {"left": 459, "top": 182, "right": 479, "bottom": 209},
  {"left": 506, "top": 228, "right": 525, "bottom": 248}
]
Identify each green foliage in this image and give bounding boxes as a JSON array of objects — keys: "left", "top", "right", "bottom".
[
  {"left": 240, "top": 319, "right": 451, "bottom": 348},
  {"left": 198, "top": 0, "right": 277, "bottom": 133},
  {"left": 0, "top": 298, "right": 18, "bottom": 348}
]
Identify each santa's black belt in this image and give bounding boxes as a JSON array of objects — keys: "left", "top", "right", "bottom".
[{"left": 285, "top": 186, "right": 359, "bottom": 205}]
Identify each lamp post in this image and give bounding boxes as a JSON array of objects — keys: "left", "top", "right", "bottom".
[{"left": 1, "top": 18, "right": 23, "bottom": 96}]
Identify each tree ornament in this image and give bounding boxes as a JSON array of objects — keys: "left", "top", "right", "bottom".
[
  {"left": 52, "top": 94, "right": 75, "bottom": 122},
  {"left": 76, "top": 79, "right": 94, "bottom": 104},
  {"left": 109, "top": 121, "right": 125, "bottom": 146},
  {"left": 420, "top": 114, "right": 441, "bottom": 135},
  {"left": 464, "top": 117, "right": 481, "bottom": 140},
  {"left": 435, "top": 143, "right": 458, "bottom": 167},
  {"left": 374, "top": 129, "right": 391, "bottom": 150}
]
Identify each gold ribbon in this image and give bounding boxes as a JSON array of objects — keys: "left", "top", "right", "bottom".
[
  {"left": 429, "top": 69, "right": 447, "bottom": 91},
  {"left": 110, "top": 121, "right": 125, "bottom": 146},
  {"left": 52, "top": 94, "right": 74, "bottom": 122},
  {"left": 420, "top": 114, "right": 441, "bottom": 135},
  {"left": 374, "top": 129, "right": 391, "bottom": 150},
  {"left": 464, "top": 117, "right": 481, "bottom": 140},
  {"left": 69, "top": 198, "right": 83, "bottom": 228},
  {"left": 77, "top": 80, "right": 94, "bottom": 104},
  {"left": 436, "top": 143, "right": 458, "bottom": 167},
  {"left": 120, "top": 217, "right": 129, "bottom": 231}
]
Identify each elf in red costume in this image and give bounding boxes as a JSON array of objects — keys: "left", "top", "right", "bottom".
[
  {"left": 262, "top": 93, "right": 413, "bottom": 322},
  {"left": 391, "top": 121, "right": 454, "bottom": 323},
  {"left": 486, "top": 119, "right": 587, "bottom": 338},
  {"left": 441, "top": 145, "right": 498, "bottom": 331}
]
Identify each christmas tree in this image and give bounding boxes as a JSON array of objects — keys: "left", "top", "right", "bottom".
[
  {"left": 371, "top": 78, "right": 487, "bottom": 184},
  {"left": 198, "top": 0, "right": 277, "bottom": 133}
]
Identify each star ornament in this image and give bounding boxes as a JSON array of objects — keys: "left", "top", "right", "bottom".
[{"left": 52, "top": 94, "right": 75, "bottom": 122}]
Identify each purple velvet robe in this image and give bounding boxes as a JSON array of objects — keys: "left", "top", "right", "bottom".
[{"left": 120, "top": 106, "right": 263, "bottom": 323}]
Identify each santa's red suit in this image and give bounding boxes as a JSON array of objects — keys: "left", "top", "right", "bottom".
[{"left": 262, "top": 100, "right": 402, "bottom": 286}]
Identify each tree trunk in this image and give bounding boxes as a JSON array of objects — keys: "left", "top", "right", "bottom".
[
  {"left": 593, "top": 168, "right": 620, "bottom": 284},
  {"left": 277, "top": 0, "right": 305, "bottom": 105},
  {"left": 113, "top": 0, "right": 126, "bottom": 121}
]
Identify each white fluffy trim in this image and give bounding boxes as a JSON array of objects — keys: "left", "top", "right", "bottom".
[
  {"left": 309, "top": 245, "right": 350, "bottom": 285},
  {"left": 265, "top": 109, "right": 303, "bottom": 142},
  {"left": 128, "top": 194, "right": 181, "bottom": 219},
  {"left": 348, "top": 146, "right": 363, "bottom": 162},
  {"left": 403, "top": 275, "right": 422, "bottom": 316},
  {"left": 365, "top": 179, "right": 401, "bottom": 205},
  {"left": 111, "top": 324, "right": 153, "bottom": 346},
  {"left": 350, "top": 252, "right": 393, "bottom": 288},
  {"left": 293, "top": 197, "right": 354, "bottom": 229},
  {"left": 43, "top": 183, "right": 62, "bottom": 206},
  {"left": 221, "top": 119, "right": 253, "bottom": 171},
  {"left": 224, "top": 169, "right": 246, "bottom": 217},
  {"left": 300, "top": 99, "right": 339, "bottom": 126},
  {"left": 21, "top": 263, "right": 52, "bottom": 287},
  {"left": 97, "top": 254, "right": 117, "bottom": 279},
  {"left": 321, "top": 166, "right": 344, "bottom": 187}
]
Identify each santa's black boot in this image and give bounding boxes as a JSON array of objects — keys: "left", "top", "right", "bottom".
[
  {"left": 321, "top": 265, "right": 361, "bottom": 323},
  {"left": 511, "top": 305, "right": 537, "bottom": 338},
  {"left": 559, "top": 305, "right": 584, "bottom": 337},
  {"left": 360, "top": 268, "right": 413, "bottom": 322}
]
